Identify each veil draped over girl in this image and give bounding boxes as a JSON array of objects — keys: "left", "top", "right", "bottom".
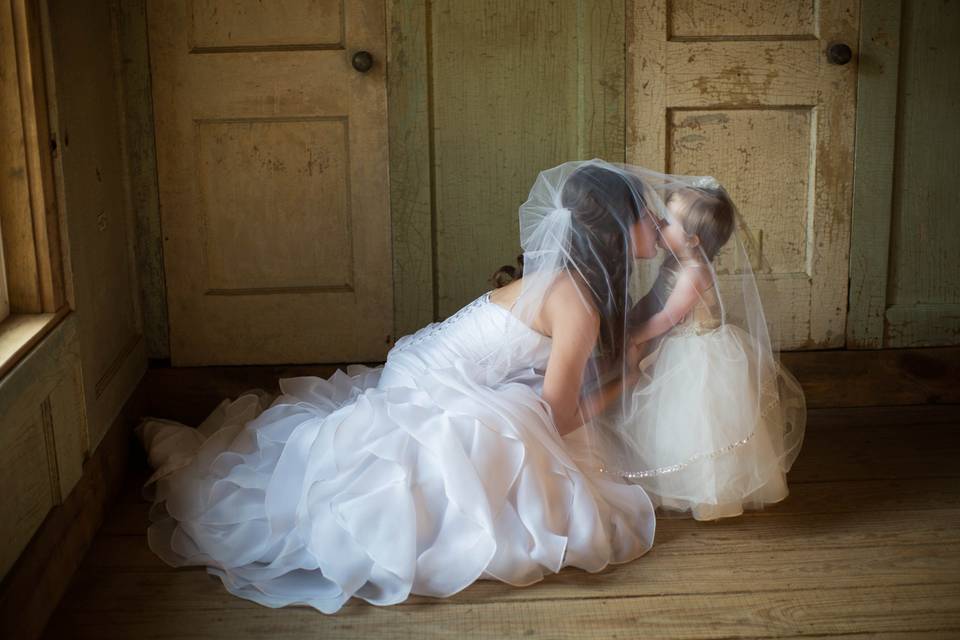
[{"left": 490, "top": 158, "right": 805, "bottom": 517}]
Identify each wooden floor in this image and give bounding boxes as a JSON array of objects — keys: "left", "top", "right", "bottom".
[{"left": 41, "top": 403, "right": 960, "bottom": 639}]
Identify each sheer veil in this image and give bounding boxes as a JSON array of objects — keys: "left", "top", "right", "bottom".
[{"left": 487, "top": 158, "right": 805, "bottom": 509}]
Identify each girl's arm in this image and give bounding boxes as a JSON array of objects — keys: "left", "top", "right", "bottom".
[
  {"left": 630, "top": 270, "right": 706, "bottom": 344},
  {"left": 626, "top": 287, "right": 662, "bottom": 330}
]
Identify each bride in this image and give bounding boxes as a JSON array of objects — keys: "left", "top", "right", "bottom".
[{"left": 135, "top": 159, "right": 793, "bottom": 614}]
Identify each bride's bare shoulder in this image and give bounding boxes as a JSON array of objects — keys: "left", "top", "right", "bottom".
[{"left": 543, "top": 276, "right": 600, "bottom": 337}]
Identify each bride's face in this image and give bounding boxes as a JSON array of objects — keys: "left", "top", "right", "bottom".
[{"left": 630, "top": 215, "right": 660, "bottom": 259}]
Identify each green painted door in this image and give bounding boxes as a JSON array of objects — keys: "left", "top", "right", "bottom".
[
  {"left": 849, "top": 0, "right": 960, "bottom": 347},
  {"left": 388, "top": 0, "right": 625, "bottom": 338}
]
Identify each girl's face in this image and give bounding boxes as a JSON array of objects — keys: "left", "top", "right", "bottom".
[
  {"left": 658, "top": 194, "right": 697, "bottom": 256},
  {"left": 630, "top": 214, "right": 660, "bottom": 259}
]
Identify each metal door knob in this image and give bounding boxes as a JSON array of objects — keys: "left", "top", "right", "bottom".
[
  {"left": 352, "top": 50, "right": 373, "bottom": 73},
  {"left": 826, "top": 42, "right": 853, "bottom": 65}
]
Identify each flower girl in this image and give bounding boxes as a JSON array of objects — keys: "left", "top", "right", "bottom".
[{"left": 619, "top": 182, "right": 806, "bottom": 521}]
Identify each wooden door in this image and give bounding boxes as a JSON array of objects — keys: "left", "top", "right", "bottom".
[
  {"left": 148, "top": 0, "right": 391, "bottom": 365},
  {"left": 628, "top": 0, "right": 859, "bottom": 349}
]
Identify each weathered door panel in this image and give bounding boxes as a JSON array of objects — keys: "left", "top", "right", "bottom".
[
  {"left": 629, "top": 0, "right": 859, "bottom": 349},
  {"left": 148, "top": 0, "right": 391, "bottom": 364}
]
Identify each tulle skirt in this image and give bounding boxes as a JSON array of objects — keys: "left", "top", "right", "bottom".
[
  {"left": 619, "top": 324, "right": 806, "bottom": 521},
  {"left": 134, "top": 361, "right": 656, "bottom": 613}
]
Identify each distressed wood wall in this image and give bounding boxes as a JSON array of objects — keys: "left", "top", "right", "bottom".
[
  {"left": 0, "top": 0, "right": 147, "bottom": 592},
  {"left": 848, "top": 0, "right": 960, "bottom": 348},
  {"left": 388, "top": 0, "right": 625, "bottom": 335},
  {"left": 119, "top": 1, "right": 957, "bottom": 356}
]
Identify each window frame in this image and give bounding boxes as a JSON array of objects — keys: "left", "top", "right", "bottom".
[{"left": 0, "top": 0, "right": 70, "bottom": 380}]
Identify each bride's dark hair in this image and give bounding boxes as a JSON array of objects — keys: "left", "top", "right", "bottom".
[{"left": 490, "top": 164, "right": 648, "bottom": 362}]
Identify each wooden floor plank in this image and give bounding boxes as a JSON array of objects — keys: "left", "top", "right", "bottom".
[
  {"left": 786, "top": 422, "right": 959, "bottom": 483},
  {"left": 140, "top": 347, "right": 960, "bottom": 417},
  {"left": 804, "top": 404, "right": 960, "bottom": 430},
  {"left": 42, "top": 403, "right": 960, "bottom": 638},
  {"left": 94, "top": 503, "right": 960, "bottom": 565},
  {"left": 67, "top": 537, "right": 960, "bottom": 608},
  {"left": 781, "top": 347, "right": 960, "bottom": 409},
  {"left": 41, "top": 582, "right": 960, "bottom": 640},
  {"left": 101, "top": 474, "right": 960, "bottom": 540}
]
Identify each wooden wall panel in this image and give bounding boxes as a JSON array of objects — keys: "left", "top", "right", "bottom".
[
  {"left": 386, "top": 1, "right": 434, "bottom": 340},
  {"left": 884, "top": 0, "right": 960, "bottom": 345},
  {"left": 404, "top": 0, "right": 625, "bottom": 318},
  {"left": 0, "top": 313, "right": 86, "bottom": 581},
  {"left": 44, "top": 0, "right": 147, "bottom": 448},
  {"left": 115, "top": 0, "right": 169, "bottom": 360},
  {"left": 848, "top": 0, "right": 960, "bottom": 347}
]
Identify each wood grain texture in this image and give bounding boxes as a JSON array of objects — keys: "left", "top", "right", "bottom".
[
  {"left": 780, "top": 346, "right": 960, "bottom": 408},
  {"left": 40, "top": 403, "right": 960, "bottom": 639},
  {"left": 627, "top": 0, "right": 666, "bottom": 170},
  {"left": 848, "top": 0, "right": 960, "bottom": 348},
  {"left": 0, "top": 0, "right": 35, "bottom": 313},
  {"left": 11, "top": 0, "right": 64, "bottom": 312},
  {"left": 884, "top": 0, "right": 960, "bottom": 346},
  {"left": 147, "top": 0, "right": 393, "bottom": 364},
  {"left": 38, "top": 584, "right": 960, "bottom": 639},
  {"left": 189, "top": 0, "right": 343, "bottom": 49},
  {"left": 428, "top": 0, "right": 624, "bottom": 316},
  {"left": 115, "top": 0, "right": 170, "bottom": 360},
  {"left": 629, "top": 0, "right": 860, "bottom": 349},
  {"left": 386, "top": 0, "right": 435, "bottom": 341},
  {"left": 0, "top": 313, "right": 87, "bottom": 586},
  {"left": 0, "top": 363, "right": 143, "bottom": 640},
  {"left": 44, "top": 0, "right": 148, "bottom": 452},
  {"left": 847, "top": 0, "right": 901, "bottom": 348},
  {"left": 0, "top": 0, "right": 65, "bottom": 315},
  {"left": 668, "top": 0, "right": 817, "bottom": 40}
]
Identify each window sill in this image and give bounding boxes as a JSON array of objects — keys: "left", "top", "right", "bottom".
[{"left": 0, "top": 307, "right": 71, "bottom": 381}]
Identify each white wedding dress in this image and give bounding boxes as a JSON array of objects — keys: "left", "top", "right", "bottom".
[{"left": 135, "top": 289, "right": 657, "bottom": 614}]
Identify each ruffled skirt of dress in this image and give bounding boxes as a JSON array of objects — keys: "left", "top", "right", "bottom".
[
  {"left": 134, "top": 360, "right": 656, "bottom": 614},
  {"left": 621, "top": 324, "right": 807, "bottom": 522}
]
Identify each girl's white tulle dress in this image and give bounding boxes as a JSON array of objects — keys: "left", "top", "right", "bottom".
[
  {"left": 135, "top": 290, "right": 657, "bottom": 614},
  {"left": 623, "top": 266, "right": 806, "bottom": 522}
]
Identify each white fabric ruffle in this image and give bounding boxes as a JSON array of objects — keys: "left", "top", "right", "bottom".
[
  {"left": 621, "top": 323, "right": 805, "bottom": 521},
  {"left": 135, "top": 359, "right": 656, "bottom": 614}
]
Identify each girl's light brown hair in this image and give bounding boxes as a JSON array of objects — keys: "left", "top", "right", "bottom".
[{"left": 666, "top": 186, "right": 736, "bottom": 261}]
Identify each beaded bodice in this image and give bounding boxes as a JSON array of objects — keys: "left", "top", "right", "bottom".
[{"left": 380, "top": 290, "right": 553, "bottom": 388}]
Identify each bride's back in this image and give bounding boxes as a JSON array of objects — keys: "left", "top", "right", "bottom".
[{"left": 489, "top": 275, "right": 598, "bottom": 342}]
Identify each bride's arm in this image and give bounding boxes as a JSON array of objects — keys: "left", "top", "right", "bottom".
[
  {"left": 539, "top": 284, "right": 601, "bottom": 438},
  {"left": 572, "top": 373, "right": 632, "bottom": 427}
]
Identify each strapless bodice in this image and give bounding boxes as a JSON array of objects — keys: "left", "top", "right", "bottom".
[{"left": 378, "top": 290, "right": 553, "bottom": 390}]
